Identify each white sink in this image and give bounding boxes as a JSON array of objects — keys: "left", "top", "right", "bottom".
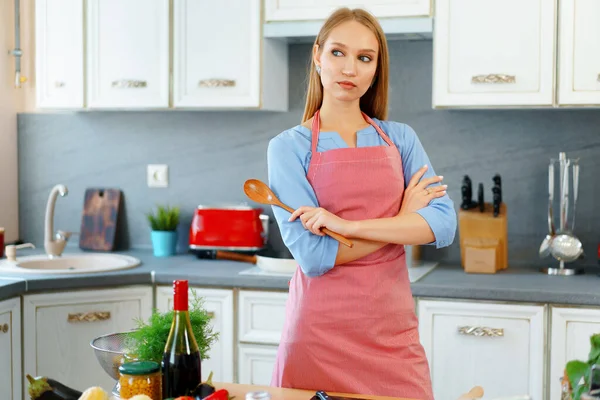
[{"left": 0, "top": 253, "right": 141, "bottom": 274}]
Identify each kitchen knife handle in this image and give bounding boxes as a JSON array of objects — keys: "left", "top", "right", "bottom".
[{"left": 215, "top": 251, "right": 257, "bottom": 264}]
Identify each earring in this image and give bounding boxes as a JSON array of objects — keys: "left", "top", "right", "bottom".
[{"left": 315, "top": 65, "right": 321, "bottom": 75}]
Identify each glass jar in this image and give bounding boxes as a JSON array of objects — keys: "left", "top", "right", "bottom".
[
  {"left": 246, "top": 391, "right": 271, "bottom": 400},
  {"left": 118, "top": 360, "right": 162, "bottom": 400}
]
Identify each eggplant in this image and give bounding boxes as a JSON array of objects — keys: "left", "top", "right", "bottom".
[
  {"left": 46, "top": 378, "right": 82, "bottom": 399},
  {"left": 193, "top": 371, "right": 216, "bottom": 399},
  {"left": 26, "top": 374, "right": 82, "bottom": 400}
]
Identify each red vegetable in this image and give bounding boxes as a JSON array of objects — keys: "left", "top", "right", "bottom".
[
  {"left": 174, "top": 397, "right": 195, "bottom": 400},
  {"left": 203, "top": 389, "right": 230, "bottom": 400}
]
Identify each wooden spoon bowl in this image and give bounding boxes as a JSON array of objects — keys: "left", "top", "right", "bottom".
[{"left": 243, "top": 179, "right": 353, "bottom": 248}]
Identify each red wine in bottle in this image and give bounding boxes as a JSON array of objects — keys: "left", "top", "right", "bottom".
[{"left": 162, "top": 280, "right": 202, "bottom": 398}]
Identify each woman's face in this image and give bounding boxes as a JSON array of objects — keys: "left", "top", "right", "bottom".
[{"left": 314, "top": 20, "right": 379, "bottom": 102}]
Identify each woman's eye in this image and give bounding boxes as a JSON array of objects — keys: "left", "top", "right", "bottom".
[
  {"left": 332, "top": 50, "right": 343, "bottom": 57},
  {"left": 360, "top": 56, "right": 372, "bottom": 62}
]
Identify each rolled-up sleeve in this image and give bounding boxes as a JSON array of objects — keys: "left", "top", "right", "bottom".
[
  {"left": 267, "top": 135, "right": 339, "bottom": 277},
  {"left": 393, "top": 123, "right": 457, "bottom": 249}
]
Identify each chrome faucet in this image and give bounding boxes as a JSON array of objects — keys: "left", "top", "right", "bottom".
[{"left": 44, "top": 184, "right": 72, "bottom": 258}]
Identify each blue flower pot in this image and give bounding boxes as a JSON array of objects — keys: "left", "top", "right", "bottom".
[{"left": 151, "top": 230, "right": 178, "bottom": 257}]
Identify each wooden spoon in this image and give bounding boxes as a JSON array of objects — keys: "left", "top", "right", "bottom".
[
  {"left": 243, "top": 179, "right": 353, "bottom": 248},
  {"left": 457, "top": 386, "right": 484, "bottom": 400}
]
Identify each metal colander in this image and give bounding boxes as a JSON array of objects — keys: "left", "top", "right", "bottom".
[{"left": 90, "top": 331, "right": 137, "bottom": 381}]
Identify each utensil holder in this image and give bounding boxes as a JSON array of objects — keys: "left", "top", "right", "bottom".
[
  {"left": 458, "top": 202, "right": 508, "bottom": 274},
  {"left": 542, "top": 152, "right": 584, "bottom": 276}
]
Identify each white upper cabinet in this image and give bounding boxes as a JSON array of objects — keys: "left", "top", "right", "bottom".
[
  {"left": 557, "top": 0, "right": 600, "bottom": 106},
  {"left": 264, "top": 0, "right": 432, "bottom": 21},
  {"left": 35, "top": 0, "right": 84, "bottom": 109},
  {"left": 86, "top": 0, "right": 170, "bottom": 109},
  {"left": 433, "top": 0, "right": 556, "bottom": 108},
  {"left": 173, "top": 0, "right": 288, "bottom": 110}
]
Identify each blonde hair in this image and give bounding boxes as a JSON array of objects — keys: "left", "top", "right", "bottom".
[{"left": 302, "top": 7, "right": 390, "bottom": 123}]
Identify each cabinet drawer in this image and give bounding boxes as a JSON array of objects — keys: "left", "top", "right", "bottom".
[
  {"left": 23, "top": 287, "right": 152, "bottom": 394},
  {"left": 238, "top": 290, "right": 288, "bottom": 345},
  {"left": 418, "top": 299, "right": 545, "bottom": 400}
]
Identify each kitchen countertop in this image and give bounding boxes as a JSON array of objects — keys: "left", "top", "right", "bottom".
[
  {"left": 0, "top": 277, "right": 27, "bottom": 301},
  {"left": 1, "top": 247, "right": 600, "bottom": 307}
]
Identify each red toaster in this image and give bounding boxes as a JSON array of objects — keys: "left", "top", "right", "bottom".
[{"left": 188, "top": 205, "right": 268, "bottom": 251}]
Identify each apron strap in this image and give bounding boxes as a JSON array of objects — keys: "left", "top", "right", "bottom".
[
  {"left": 310, "top": 109, "right": 395, "bottom": 152},
  {"left": 310, "top": 109, "right": 321, "bottom": 155},
  {"left": 361, "top": 112, "right": 395, "bottom": 147}
]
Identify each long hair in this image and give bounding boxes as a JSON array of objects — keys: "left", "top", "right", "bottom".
[{"left": 301, "top": 8, "right": 390, "bottom": 123}]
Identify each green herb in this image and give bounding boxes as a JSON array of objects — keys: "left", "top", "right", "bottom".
[
  {"left": 125, "top": 291, "right": 218, "bottom": 363},
  {"left": 566, "top": 333, "right": 600, "bottom": 400},
  {"left": 147, "top": 205, "right": 180, "bottom": 231}
]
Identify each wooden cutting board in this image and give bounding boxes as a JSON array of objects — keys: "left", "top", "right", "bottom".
[{"left": 79, "top": 188, "right": 122, "bottom": 251}]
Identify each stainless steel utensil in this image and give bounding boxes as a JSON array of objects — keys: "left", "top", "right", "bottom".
[
  {"left": 542, "top": 153, "right": 584, "bottom": 275},
  {"left": 90, "top": 331, "right": 137, "bottom": 396},
  {"left": 539, "top": 162, "right": 555, "bottom": 258},
  {"left": 572, "top": 162, "right": 579, "bottom": 231},
  {"left": 550, "top": 160, "right": 584, "bottom": 262}
]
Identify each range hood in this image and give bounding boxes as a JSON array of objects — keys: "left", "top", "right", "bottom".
[{"left": 263, "top": 16, "right": 433, "bottom": 43}]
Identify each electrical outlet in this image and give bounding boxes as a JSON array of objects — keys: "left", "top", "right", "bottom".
[{"left": 147, "top": 164, "right": 169, "bottom": 188}]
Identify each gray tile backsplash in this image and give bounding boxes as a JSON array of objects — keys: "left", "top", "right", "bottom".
[{"left": 17, "top": 40, "right": 600, "bottom": 269}]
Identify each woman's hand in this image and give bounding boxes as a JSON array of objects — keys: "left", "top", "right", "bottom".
[
  {"left": 399, "top": 165, "right": 447, "bottom": 216},
  {"left": 288, "top": 206, "right": 355, "bottom": 237}
]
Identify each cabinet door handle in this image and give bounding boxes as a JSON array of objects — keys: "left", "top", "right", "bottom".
[
  {"left": 1, "top": 323, "right": 8, "bottom": 333},
  {"left": 597, "top": 74, "right": 600, "bottom": 82},
  {"left": 198, "top": 79, "right": 236, "bottom": 88},
  {"left": 471, "top": 74, "right": 516, "bottom": 84},
  {"left": 207, "top": 311, "right": 215, "bottom": 319},
  {"left": 458, "top": 325, "right": 504, "bottom": 337},
  {"left": 55, "top": 81, "right": 65, "bottom": 88},
  {"left": 111, "top": 80, "right": 147, "bottom": 88},
  {"left": 67, "top": 311, "right": 111, "bottom": 323}
]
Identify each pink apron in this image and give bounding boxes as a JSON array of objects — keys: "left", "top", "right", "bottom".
[{"left": 271, "top": 110, "right": 434, "bottom": 400}]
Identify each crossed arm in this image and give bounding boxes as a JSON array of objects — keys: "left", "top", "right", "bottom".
[
  {"left": 267, "top": 123, "right": 457, "bottom": 277},
  {"left": 289, "top": 165, "right": 447, "bottom": 266}
]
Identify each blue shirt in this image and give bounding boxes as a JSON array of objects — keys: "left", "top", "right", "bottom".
[{"left": 267, "top": 118, "right": 457, "bottom": 278}]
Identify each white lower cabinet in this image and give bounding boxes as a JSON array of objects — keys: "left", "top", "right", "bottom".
[
  {"left": 12, "top": 281, "right": 600, "bottom": 399},
  {"left": 549, "top": 306, "right": 600, "bottom": 400},
  {"left": 23, "top": 287, "right": 153, "bottom": 394},
  {"left": 418, "top": 299, "right": 546, "bottom": 400},
  {"left": 238, "top": 343, "right": 279, "bottom": 386},
  {"left": 0, "top": 297, "right": 21, "bottom": 400},
  {"left": 237, "top": 290, "right": 288, "bottom": 385},
  {"left": 156, "top": 286, "right": 234, "bottom": 383}
]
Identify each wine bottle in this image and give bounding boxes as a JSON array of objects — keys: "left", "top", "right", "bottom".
[{"left": 162, "top": 279, "right": 202, "bottom": 398}]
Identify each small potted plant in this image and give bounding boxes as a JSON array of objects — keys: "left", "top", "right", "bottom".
[{"left": 147, "top": 205, "right": 180, "bottom": 257}]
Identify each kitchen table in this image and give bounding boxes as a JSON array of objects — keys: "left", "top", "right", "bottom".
[{"left": 214, "top": 383, "right": 419, "bottom": 400}]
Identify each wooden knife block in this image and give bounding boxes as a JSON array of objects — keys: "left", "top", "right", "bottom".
[{"left": 458, "top": 202, "right": 507, "bottom": 274}]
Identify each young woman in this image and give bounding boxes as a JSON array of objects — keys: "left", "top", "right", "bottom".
[{"left": 266, "top": 7, "right": 456, "bottom": 400}]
